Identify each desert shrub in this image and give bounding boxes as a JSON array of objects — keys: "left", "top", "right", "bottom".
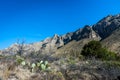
[
  {"left": 29, "top": 71, "right": 65, "bottom": 80},
  {"left": 100, "top": 48, "right": 117, "bottom": 60},
  {"left": 104, "top": 61, "right": 120, "bottom": 68},
  {"left": 81, "top": 40, "right": 117, "bottom": 60},
  {"left": 16, "top": 55, "right": 25, "bottom": 65}
]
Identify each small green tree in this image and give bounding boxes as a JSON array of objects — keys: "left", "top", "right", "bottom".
[{"left": 81, "top": 40, "right": 117, "bottom": 60}]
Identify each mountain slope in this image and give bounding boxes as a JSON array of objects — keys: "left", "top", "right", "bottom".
[
  {"left": 102, "top": 27, "right": 120, "bottom": 54},
  {"left": 1, "top": 25, "right": 100, "bottom": 55},
  {"left": 54, "top": 26, "right": 100, "bottom": 58},
  {"left": 93, "top": 14, "right": 120, "bottom": 39},
  {"left": 1, "top": 14, "right": 120, "bottom": 56},
  {"left": 92, "top": 14, "right": 120, "bottom": 54},
  {"left": 54, "top": 14, "right": 120, "bottom": 57}
]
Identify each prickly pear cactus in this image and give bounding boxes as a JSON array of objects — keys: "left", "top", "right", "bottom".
[
  {"left": 41, "top": 64, "right": 46, "bottom": 70},
  {"left": 21, "top": 61, "right": 26, "bottom": 66},
  {"left": 31, "top": 63, "right": 36, "bottom": 68},
  {"left": 45, "top": 61, "right": 48, "bottom": 66},
  {"left": 40, "top": 60, "right": 43, "bottom": 64},
  {"left": 37, "top": 62, "right": 40, "bottom": 67}
]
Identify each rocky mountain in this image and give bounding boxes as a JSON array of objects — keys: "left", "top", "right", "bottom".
[
  {"left": 93, "top": 14, "right": 120, "bottom": 39},
  {"left": 55, "top": 14, "right": 120, "bottom": 57},
  {"left": 1, "top": 14, "right": 120, "bottom": 56},
  {"left": 101, "top": 27, "right": 120, "bottom": 54},
  {"left": 1, "top": 14, "right": 120, "bottom": 80},
  {"left": 92, "top": 14, "right": 120, "bottom": 53},
  {"left": 1, "top": 25, "right": 100, "bottom": 55}
]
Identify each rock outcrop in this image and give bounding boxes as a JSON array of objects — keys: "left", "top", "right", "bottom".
[{"left": 93, "top": 14, "right": 120, "bottom": 39}]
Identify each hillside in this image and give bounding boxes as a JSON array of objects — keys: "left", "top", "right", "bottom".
[
  {"left": 1, "top": 14, "right": 120, "bottom": 80},
  {"left": 102, "top": 27, "right": 120, "bottom": 54}
]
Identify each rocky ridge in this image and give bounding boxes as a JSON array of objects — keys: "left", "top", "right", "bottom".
[
  {"left": 1, "top": 25, "right": 100, "bottom": 55},
  {"left": 1, "top": 14, "right": 120, "bottom": 55},
  {"left": 93, "top": 14, "right": 120, "bottom": 39}
]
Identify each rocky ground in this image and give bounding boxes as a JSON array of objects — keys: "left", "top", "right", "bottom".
[{"left": 0, "top": 55, "right": 120, "bottom": 80}]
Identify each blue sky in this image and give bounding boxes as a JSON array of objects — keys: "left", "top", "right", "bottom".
[{"left": 0, "top": 0, "right": 120, "bottom": 49}]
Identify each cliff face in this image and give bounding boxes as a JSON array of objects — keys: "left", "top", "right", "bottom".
[
  {"left": 93, "top": 14, "right": 120, "bottom": 39},
  {"left": 91, "top": 14, "right": 120, "bottom": 54}
]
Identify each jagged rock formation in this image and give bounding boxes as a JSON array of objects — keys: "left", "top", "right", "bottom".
[
  {"left": 93, "top": 14, "right": 120, "bottom": 39},
  {"left": 56, "top": 14, "right": 120, "bottom": 56},
  {"left": 1, "top": 26, "right": 100, "bottom": 55},
  {"left": 92, "top": 14, "right": 120, "bottom": 53},
  {"left": 71, "top": 25, "right": 100, "bottom": 40},
  {"left": 54, "top": 25, "right": 101, "bottom": 57},
  {"left": 1, "top": 14, "right": 120, "bottom": 55}
]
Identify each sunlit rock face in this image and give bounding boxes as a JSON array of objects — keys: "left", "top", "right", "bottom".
[{"left": 93, "top": 14, "right": 120, "bottom": 39}]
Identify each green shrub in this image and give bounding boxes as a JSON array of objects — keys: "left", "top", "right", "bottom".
[
  {"left": 16, "top": 55, "right": 25, "bottom": 64},
  {"left": 81, "top": 40, "right": 117, "bottom": 60},
  {"left": 103, "top": 61, "right": 120, "bottom": 68},
  {"left": 16, "top": 58, "right": 24, "bottom": 64},
  {"left": 100, "top": 48, "right": 117, "bottom": 60}
]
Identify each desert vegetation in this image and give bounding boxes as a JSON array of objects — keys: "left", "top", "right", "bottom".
[
  {"left": 81, "top": 40, "right": 118, "bottom": 60},
  {"left": 1, "top": 40, "right": 120, "bottom": 80}
]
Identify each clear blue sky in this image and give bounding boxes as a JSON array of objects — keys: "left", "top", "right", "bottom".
[{"left": 0, "top": 0, "right": 120, "bottom": 49}]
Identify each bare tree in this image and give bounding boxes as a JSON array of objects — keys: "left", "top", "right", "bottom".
[{"left": 16, "top": 39, "right": 26, "bottom": 56}]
